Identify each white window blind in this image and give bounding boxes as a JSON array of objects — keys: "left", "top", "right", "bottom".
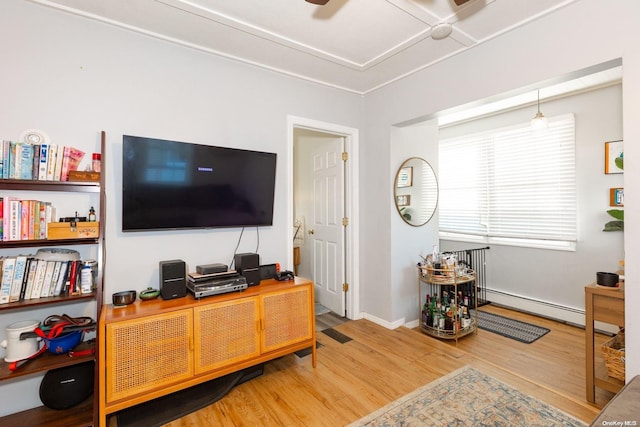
[{"left": 439, "top": 114, "right": 576, "bottom": 249}]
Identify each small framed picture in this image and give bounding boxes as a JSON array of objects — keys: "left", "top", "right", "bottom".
[
  {"left": 396, "top": 194, "right": 411, "bottom": 207},
  {"left": 610, "top": 188, "right": 624, "bottom": 206},
  {"left": 605, "top": 140, "right": 623, "bottom": 174},
  {"left": 396, "top": 167, "right": 413, "bottom": 187}
]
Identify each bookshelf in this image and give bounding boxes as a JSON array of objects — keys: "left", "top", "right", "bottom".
[{"left": 0, "top": 131, "right": 105, "bottom": 426}]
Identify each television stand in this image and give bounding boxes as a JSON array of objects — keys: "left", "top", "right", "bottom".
[{"left": 98, "top": 277, "right": 316, "bottom": 427}]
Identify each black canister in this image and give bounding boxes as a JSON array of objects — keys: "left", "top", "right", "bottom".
[{"left": 596, "top": 272, "right": 619, "bottom": 287}]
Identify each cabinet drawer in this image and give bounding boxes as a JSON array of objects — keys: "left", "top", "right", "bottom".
[{"left": 106, "top": 309, "right": 193, "bottom": 402}]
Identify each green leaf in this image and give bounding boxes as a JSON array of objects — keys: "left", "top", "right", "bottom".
[
  {"left": 607, "top": 209, "right": 624, "bottom": 221},
  {"left": 603, "top": 220, "right": 624, "bottom": 231},
  {"left": 615, "top": 156, "right": 624, "bottom": 171}
]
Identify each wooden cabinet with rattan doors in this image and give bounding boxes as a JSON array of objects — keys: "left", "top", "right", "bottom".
[
  {"left": 194, "top": 285, "right": 313, "bottom": 373},
  {"left": 98, "top": 278, "right": 316, "bottom": 427}
]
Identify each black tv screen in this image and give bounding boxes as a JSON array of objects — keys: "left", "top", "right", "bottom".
[{"left": 122, "top": 135, "right": 277, "bottom": 231}]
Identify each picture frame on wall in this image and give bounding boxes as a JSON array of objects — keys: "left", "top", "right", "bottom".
[
  {"left": 396, "top": 194, "right": 410, "bottom": 207},
  {"left": 605, "top": 140, "right": 623, "bottom": 174},
  {"left": 610, "top": 188, "right": 624, "bottom": 207},
  {"left": 396, "top": 167, "right": 413, "bottom": 187}
]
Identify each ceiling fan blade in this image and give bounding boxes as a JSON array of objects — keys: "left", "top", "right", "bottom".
[
  {"left": 453, "top": 0, "right": 470, "bottom": 5},
  {"left": 306, "top": 0, "right": 330, "bottom": 5}
]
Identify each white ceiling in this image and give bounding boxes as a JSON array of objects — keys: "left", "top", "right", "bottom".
[{"left": 30, "top": 0, "right": 584, "bottom": 94}]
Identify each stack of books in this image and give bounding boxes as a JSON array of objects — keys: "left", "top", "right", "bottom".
[
  {"left": 0, "top": 140, "right": 84, "bottom": 181},
  {"left": 0, "top": 197, "right": 56, "bottom": 241},
  {"left": 0, "top": 255, "right": 86, "bottom": 304}
]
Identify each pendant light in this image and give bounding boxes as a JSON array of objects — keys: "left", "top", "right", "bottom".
[{"left": 531, "top": 89, "right": 548, "bottom": 130}]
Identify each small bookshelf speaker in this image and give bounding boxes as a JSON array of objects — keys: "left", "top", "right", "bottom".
[
  {"left": 234, "top": 253, "right": 260, "bottom": 286},
  {"left": 159, "top": 259, "right": 187, "bottom": 300}
]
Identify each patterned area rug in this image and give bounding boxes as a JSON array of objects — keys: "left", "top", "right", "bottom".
[
  {"left": 474, "top": 310, "right": 550, "bottom": 343},
  {"left": 347, "top": 366, "right": 586, "bottom": 427}
]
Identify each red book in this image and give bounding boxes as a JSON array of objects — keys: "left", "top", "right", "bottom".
[{"left": 67, "top": 260, "right": 80, "bottom": 295}]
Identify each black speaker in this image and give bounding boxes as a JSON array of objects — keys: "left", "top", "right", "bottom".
[
  {"left": 40, "top": 361, "right": 94, "bottom": 409},
  {"left": 159, "top": 259, "right": 187, "bottom": 300},
  {"left": 234, "top": 253, "right": 260, "bottom": 286}
]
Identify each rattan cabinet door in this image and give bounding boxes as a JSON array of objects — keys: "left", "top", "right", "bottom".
[
  {"left": 194, "top": 297, "right": 261, "bottom": 374},
  {"left": 261, "top": 285, "right": 313, "bottom": 353},
  {"left": 106, "top": 309, "right": 193, "bottom": 403}
]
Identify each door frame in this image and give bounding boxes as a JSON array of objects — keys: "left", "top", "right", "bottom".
[{"left": 286, "top": 115, "right": 360, "bottom": 320}]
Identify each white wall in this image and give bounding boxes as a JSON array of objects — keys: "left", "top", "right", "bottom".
[
  {"left": 362, "top": 0, "right": 640, "bottom": 380},
  {"left": 439, "top": 84, "right": 624, "bottom": 324},
  {"left": 0, "top": 0, "right": 362, "bottom": 415},
  {"left": 387, "top": 124, "right": 439, "bottom": 327}
]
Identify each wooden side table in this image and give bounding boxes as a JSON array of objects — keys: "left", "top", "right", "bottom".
[{"left": 585, "top": 284, "right": 625, "bottom": 403}]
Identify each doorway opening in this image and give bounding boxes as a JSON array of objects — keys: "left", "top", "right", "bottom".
[{"left": 287, "top": 116, "right": 359, "bottom": 320}]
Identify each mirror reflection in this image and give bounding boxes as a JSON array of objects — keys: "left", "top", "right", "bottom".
[{"left": 394, "top": 157, "right": 438, "bottom": 226}]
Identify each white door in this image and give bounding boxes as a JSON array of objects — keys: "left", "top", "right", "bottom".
[{"left": 309, "top": 138, "right": 344, "bottom": 315}]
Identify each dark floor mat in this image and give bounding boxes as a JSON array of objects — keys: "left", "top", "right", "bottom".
[
  {"left": 113, "top": 364, "right": 263, "bottom": 427},
  {"left": 473, "top": 310, "right": 550, "bottom": 343},
  {"left": 294, "top": 341, "right": 324, "bottom": 358},
  {"left": 322, "top": 327, "right": 352, "bottom": 343}
]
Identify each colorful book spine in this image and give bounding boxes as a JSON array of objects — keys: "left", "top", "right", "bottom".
[
  {"left": 19, "top": 143, "right": 34, "bottom": 180},
  {"left": 38, "top": 144, "right": 48, "bottom": 180},
  {"left": 30, "top": 259, "right": 48, "bottom": 300},
  {"left": 9, "top": 142, "right": 18, "bottom": 179},
  {"left": 2, "top": 141, "right": 10, "bottom": 179},
  {"left": 9, "top": 255, "right": 28, "bottom": 302},
  {"left": 31, "top": 144, "right": 40, "bottom": 180},
  {"left": 0, "top": 257, "right": 16, "bottom": 304},
  {"left": 53, "top": 144, "right": 64, "bottom": 181},
  {"left": 53, "top": 261, "right": 69, "bottom": 296},
  {"left": 45, "top": 143, "right": 57, "bottom": 180},
  {"left": 23, "top": 257, "right": 39, "bottom": 300},
  {"left": 20, "top": 201, "right": 29, "bottom": 240},
  {"left": 0, "top": 140, "right": 4, "bottom": 178},
  {"left": 9, "top": 199, "right": 20, "bottom": 241}
]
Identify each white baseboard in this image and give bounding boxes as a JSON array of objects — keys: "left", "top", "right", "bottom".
[
  {"left": 360, "top": 312, "right": 406, "bottom": 330},
  {"left": 485, "top": 288, "right": 619, "bottom": 334}
]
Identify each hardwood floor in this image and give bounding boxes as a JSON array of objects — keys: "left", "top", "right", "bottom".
[{"left": 163, "top": 305, "right": 614, "bottom": 426}]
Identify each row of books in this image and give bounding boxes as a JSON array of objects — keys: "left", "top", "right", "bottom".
[
  {"left": 0, "top": 197, "right": 56, "bottom": 241},
  {"left": 0, "top": 256, "right": 90, "bottom": 304},
  {"left": 0, "top": 140, "right": 85, "bottom": 181}
]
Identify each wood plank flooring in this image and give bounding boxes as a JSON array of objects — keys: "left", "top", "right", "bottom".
[{"left": 163, "top": 305, "right": 613, "bottom": 426}]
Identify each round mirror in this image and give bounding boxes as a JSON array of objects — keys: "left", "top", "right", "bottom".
[{"left": 394, "top": 157, "right": 438, "bottom": 226}]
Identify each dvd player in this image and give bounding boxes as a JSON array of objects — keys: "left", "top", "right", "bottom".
[
  {"left": 188, "top": 270, "right": 239, "bottom": 283},
  {"left": 187, "top": 275, "right": 248, "bottom": 299}
]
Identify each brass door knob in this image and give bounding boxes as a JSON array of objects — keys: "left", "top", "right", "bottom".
[{"left": 308, "top": 229, "right": 315, "bottom": 235}]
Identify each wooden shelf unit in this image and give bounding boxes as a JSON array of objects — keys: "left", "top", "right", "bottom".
[
  {"left": 585, "top": 283, "right": 625, "bottom": 403},
  {"left": 98, "top": 277, "right": 316, "bottom": 427},
  {"left": 0, "top": 131, "right": 106, "bottom": 427}
]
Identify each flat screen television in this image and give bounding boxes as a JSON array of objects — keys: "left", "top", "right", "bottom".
[{"left": 122, "top": 135, "right": 277, "bottom": 231}]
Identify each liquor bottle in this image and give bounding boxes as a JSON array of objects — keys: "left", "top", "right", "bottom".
[
  {"left": 429, "top": 296, "right": 437, "bottom": 328},
  {"left": 423, "top": 294, "right": 431, "bottom": 327}
]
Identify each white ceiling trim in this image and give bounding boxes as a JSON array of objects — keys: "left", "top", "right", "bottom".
[
  {"left": 159, "top": 0, "right": 464, "bottom": 72},
  {"left": 28, "top": 0, "right": 587, "bottom": 95},
  {"left": 159, "top": 0, "right": 366, "bottom": 69},
  {"left": 32, "top": 0, "right": 364, "bottom": 93}
]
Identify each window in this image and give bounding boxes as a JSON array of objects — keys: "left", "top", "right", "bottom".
[{"left": 439, "top": 114, "right": 576, "bottom": 250}]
